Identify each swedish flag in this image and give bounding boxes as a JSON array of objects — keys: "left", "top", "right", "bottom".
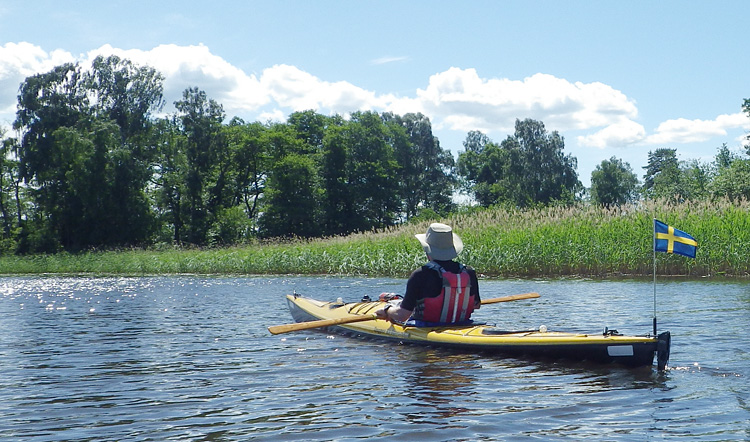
[{"left": 654, "top": 219, "right": 697, "bottom": 258}]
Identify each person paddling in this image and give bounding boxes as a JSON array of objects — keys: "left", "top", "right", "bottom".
[{"left": 376, "top": 223, "right": 481, "bottom": 325}]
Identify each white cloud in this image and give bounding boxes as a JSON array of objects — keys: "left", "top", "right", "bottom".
[
  {"left": 84, "top": 43, "right": 269, "bottom": 113},
  {"left": 416, "top": 68, "right": 638, "bottom": 135},
  {"left": 577, "top": 119, "right": 647, "bottom": 148},
  {"left": 385, "top": 95, "right": 424, "bottom": 117},
  {"left": 0, "top": 42, "right": 76, "bottom": 124},
  {"left": 0, "top": 42, "right": 74, "bottom": 79},
  {"left": 257, "top": 108, "right": 287, "bottom": 124},
  {"left": 259, "top": 64, "right": 387, "bottom": 115},
  {"left": 576, "top": 112, "right": 750, "bottom": 149},
  {"left": 644, "top": 112, "right": 749, "bottom": 145}
]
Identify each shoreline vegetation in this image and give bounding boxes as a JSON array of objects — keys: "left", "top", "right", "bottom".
[{"left": 1, "top": 199, "right": 748, "bottom": 279}]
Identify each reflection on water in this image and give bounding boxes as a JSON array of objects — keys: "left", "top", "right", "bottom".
[
  {"left": 400, "top": 350, "right": 478, "bottom": 420},
  {"left": 0, "top": 276, "right": 748, "bottom": 441}
]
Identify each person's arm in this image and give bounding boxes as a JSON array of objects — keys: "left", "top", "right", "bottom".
[
  {"left": 375, "top": 267, "right": 423, "bottom": 323},
  {"left": 375, "top": 304, "right": 412, "bottom": 323},
  {"left": 470, "top": 267, "right": 480, "bottom": 309}
]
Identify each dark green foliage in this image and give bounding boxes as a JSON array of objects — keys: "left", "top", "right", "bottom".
[
  {"left": 710, "top": 159, "right": 750, "bottom": 201},
  {"left": 258, "top": 153, "right": 323, "bottom": 238},
  {"left": 320, "top": 122, "right": 353, "bottom": 235},
  {"left": 642, "top": 148, "right": 712, "bottom": 201},
  {"left": 715, "top": 143, "right": 737, "bottom": 170},
  {"left": 0, "top": 135, "right": 20, "bottom": 245},
  {"left": 642, "top": 148, "right": 680, "bottom": 199},
  {"left": 223, "top": 119, "right": 268, "bottom": 221},
  {"left": 174, "top": 87, "right": 227, "bottom": 245},
  {"left": 14, "top": 63, "right": 88, "bottom": 183},
  {"left": 324, "top": 111, "right": 400, "bottom": 233},
  {"left": 590, "top": 156, "right": 639, "bottom": 207},
  {"left": 457, "top": 119, "right": 581, "bottom": 208},
  {"left": 11, "top": 57, "right": 163, "bottom": 251},
  {"left": 86, "top": 55, "right": 165, "bottom": 140},
  {"left": 383, "top": 112, "right": 457, "bottom": 219}
]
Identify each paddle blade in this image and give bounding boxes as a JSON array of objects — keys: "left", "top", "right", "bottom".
[{"left": 268, "top": 313, "right": 378, "bottom": 335}]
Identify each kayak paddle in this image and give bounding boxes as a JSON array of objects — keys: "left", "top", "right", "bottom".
[
  {"left": 480, "top": 292, "right": 539, "bottom": 305},
  {"left": 268, "top": 313, "right": 379, "bottom": 335},
  {"left": 267, "top": 291, "right": 540, "bottom": 335}
]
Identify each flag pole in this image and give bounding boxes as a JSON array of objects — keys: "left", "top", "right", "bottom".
[{"left": 652, "top": 218, "right": 657, "bottom": 336}]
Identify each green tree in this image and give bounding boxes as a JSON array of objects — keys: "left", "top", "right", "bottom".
[
  {"left": 710, "top": 159, "right": 750, "bottom": 201},
  {"left": 223, "top": 119, "right": 269, "bottom": 226},
  {"left": 258, "top": 153, "right": 323, "bottom": 238},
  {"left": 49, "top": 122, "right": 118, "bottom": 249},
  {"left": 456, "top": 131, "right": 498, "bottom": 205},
  {"left": 13, "top": 63, "right": 88, "bottom": 251},
  {"left": 14, "top": 63, "right": 88, "bottom": 185},
  {"left": 86, "top": 55, "right": 165, "bottom": 140},
  {"left": 513, "top": 119, "right": 580, "bottom": 206},
  {"left": 210, "top": 205, "right": 253, "bottom": 245},
  {"left": 320, "top": 112, "right": 400, "bottom": 234},
  {"left": 590, "top": 156, "right": 640, "bottom": 207},
  {"left": 174, "top": 87, "right": 226, "bottom": 245},
  {"left": 641, "top": 148, "right": 708, "bottom": 201},
  {"left": 12, "top": 58, "right": 164, "bottom": 251},
  {"left": 152, "top": 117, "right": 188, "bottom": 244},
  {"left": 87, "top": 56, "right": 163, "bottom": 246},
  {"left": 709, "top": 100, "right": 750, "bottom": 201},
  {"left": 287, "top": 110, "right": 332, "bottom": 153},
  {"left": 265, "top": 121, "right": 308, "bottom": 161},
  {"left": 457, "top": 120, "right": 581, "bottom": 208},
  {"left": 255, "top": 120, "right": 324, "bottom": 237},
  {"left": 383, "top": 112, "right": 456, "bottom": 219},
  {"left": 462, "top": 140, "right": 513, "bottom": 207},
  {"left": 642, "top": 148, "right": 680, "bottom": 200},
  {"left": 343, "top": 111, "right": 400, "bottom": 230},
  {"left": 0, "top": 133, "right": 22, "bottom": 252},
  {"left": 715, "top": 143, "right": 737, "bottom": 170},
  {"left": 681, "top": 159, "right": 711, "bottom": 200},
  {"left": 463, "top": 130, "right": 491, "bottom": 155},
  {"left": 456, "top": 131, "right": 490, "bottom": 189},
  {"left": 321, "top": 122, "right": 351, "bottom": 235}
]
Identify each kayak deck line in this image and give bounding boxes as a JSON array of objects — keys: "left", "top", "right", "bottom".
[
  {"left": 347, "top": 302, "right": 381, "bottom": 316},
  {"left": 283, "top": 293, "right": 671, "bottom": 370},
  {"left": 460, "top": 325, "right": 484, "bottom": 337}
]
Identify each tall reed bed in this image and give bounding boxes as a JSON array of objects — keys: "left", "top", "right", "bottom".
[
  {"left": 0, "top": 199, "right": 748, "bottom": 277},
  {"left": 453, "top": 199, "right": 750, "bottom": 277}
]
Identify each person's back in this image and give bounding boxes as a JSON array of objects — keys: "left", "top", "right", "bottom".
[{"left": 377, "top": 223, "right": 480, "bottom": 324}]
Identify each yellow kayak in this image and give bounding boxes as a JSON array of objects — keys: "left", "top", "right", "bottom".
[{"left": 281, "top": 293, "right": 671, "bottom": 370}]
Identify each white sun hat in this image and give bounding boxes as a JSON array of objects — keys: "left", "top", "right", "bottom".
[{"left": 415, "top": 223, "right": 464, "bottom": 260}]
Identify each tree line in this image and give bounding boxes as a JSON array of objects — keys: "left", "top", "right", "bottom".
[{"left": 0, "top": 56, "right": 748, "bottom": 254}]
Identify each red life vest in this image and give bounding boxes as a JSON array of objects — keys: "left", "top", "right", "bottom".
[{"left": 421, "top": 261, "right": 475, "bottom": 323}]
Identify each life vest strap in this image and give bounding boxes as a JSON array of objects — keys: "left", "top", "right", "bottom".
[{"left": 423, "top": 261, "right": 474, "bottom": 323}]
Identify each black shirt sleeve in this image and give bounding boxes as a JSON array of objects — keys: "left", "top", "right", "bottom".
[
  {"left": 400, "top": 266, "right": 438, "bottom": 312},
  {"left": 469, "top": 267, "right": 480, "bottom": 305}
]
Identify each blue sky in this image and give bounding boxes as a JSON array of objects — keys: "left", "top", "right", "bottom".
[{"left": 1, "top": 1, "right": 748, "bottom": 186}]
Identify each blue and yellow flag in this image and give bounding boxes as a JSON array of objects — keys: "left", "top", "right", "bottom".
[{"left": 654, "top": 219, "right": 697, "bottom": 258}]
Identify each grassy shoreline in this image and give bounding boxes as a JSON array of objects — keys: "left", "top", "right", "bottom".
[{"left": 1, "top": 199, "right": 748, "bottom": 278}]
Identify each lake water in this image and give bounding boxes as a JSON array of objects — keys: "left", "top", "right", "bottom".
[{"left": 0, "top": 275, "right": 747, "bottom": 441}]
